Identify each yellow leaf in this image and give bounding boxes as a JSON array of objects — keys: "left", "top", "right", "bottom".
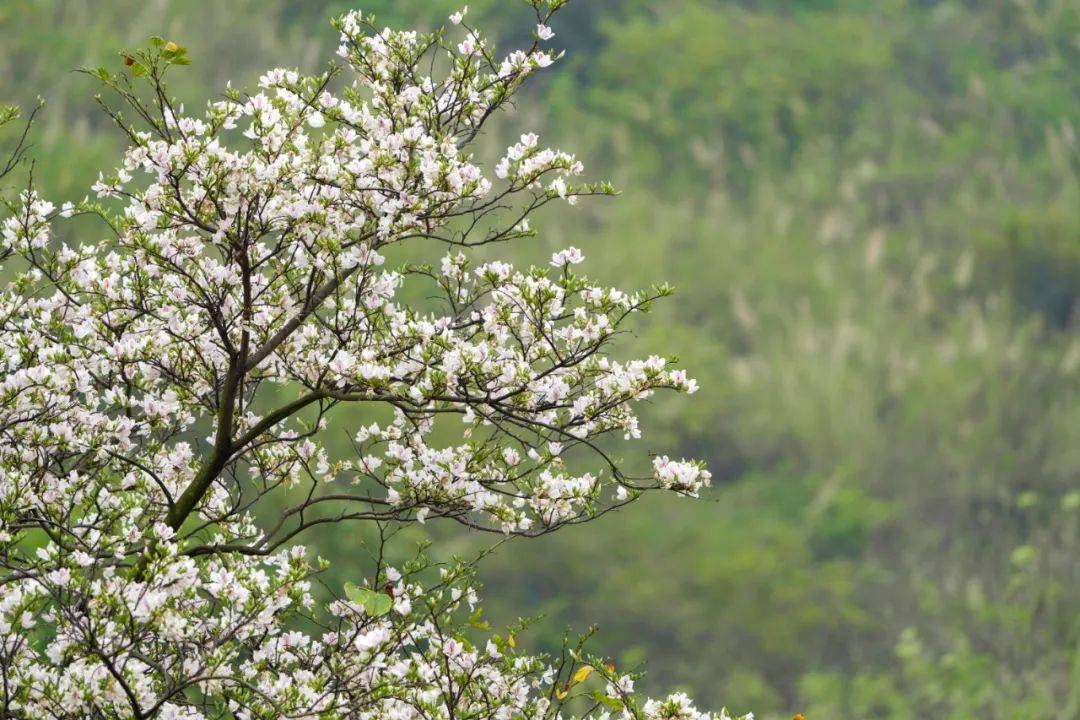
[
  {"left": 555, "top": 686, "right": 569, "bottom": 700},
  {"left": 164, "top": 41, "right": 179, "bottom": 52},
  {"left": 572, "top": 665, "right": 594, "bottom": 684}
]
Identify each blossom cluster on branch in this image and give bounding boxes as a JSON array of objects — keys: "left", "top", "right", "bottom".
[{"left": 0, "top": 3, "right": 745, "bottom": 718}]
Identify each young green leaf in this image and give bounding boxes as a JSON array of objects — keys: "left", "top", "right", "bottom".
[{"left": 344, "top": 582, "right": 393, "bottom": 616}]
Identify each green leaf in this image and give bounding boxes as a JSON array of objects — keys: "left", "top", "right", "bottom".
[
  {"left": 468, "top": 607, "right": 491, "bottom": 630},
  {"left": 344, "top": 582, "right": 393, "bottom": 617},
  {"left": 592, "top": 691, "right": 624, "bottom": 710},
  {"left": 343, "top": 581, "right": 363, "bottom": 601}
]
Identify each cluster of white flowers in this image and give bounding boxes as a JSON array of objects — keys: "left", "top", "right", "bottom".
[
  {"left": 652, "top": 456, "right": 712, "bottom": 497},
  {"left": 0, "top": 3, "right": 745, "bottom": 718}
]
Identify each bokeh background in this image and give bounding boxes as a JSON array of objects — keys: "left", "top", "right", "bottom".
[{"left": 2, "top": 1, "right": 1079, "bottom": 717}]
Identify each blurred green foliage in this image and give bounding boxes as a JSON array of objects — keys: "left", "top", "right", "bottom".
[{"left": 2, "top": 0, "right": 1078, "bottom": 717}]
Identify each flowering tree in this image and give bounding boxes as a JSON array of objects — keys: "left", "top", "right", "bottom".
[{"left": 0, "top": 3, "right": 747, "bottom": 718}]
